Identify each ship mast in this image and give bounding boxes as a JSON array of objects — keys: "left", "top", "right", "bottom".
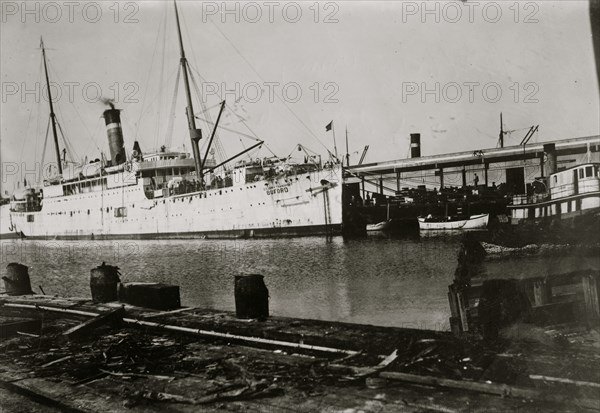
[
  {"left": 173, "top": 0, "right": 203, "bottom": 181},
  {"left": 40, "top": 37, "right": 63, "bottom": 175}
]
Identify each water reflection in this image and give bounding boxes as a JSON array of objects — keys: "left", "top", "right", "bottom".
[{"left": 1, "top": 235, "right": 462, "bottom": 330}]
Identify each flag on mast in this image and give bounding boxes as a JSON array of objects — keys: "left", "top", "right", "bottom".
[{"left": 325, "top": 121, "right": 338, "bottom": 159}]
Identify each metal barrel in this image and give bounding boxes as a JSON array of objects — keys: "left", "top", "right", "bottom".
[
  {"left": 3, "top": 263, "right": 33, "bottom": 296},
  {"left": 234, "top": 274, "right": 269, "bottom": 320},
  {"left": 90, "top": 263, "right": 121, "bottom": 303}
]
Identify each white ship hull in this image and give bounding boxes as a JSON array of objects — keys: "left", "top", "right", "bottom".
[
  {"left": 9, "top": 166, "right": 343, "bottom": 239},
  {"left": 418, "top": 214, "right": 489, "bottom": 231}
]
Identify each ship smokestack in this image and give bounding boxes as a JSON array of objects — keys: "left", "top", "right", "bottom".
[
  {"left": 410, "top": 133, "right": 421, "bottom": 158},
  {"left": 103, "top": 108, "right": 127, "bottom": 166},
  {"left": 543, "top": 143, "right": 557, "bottom": 176}
]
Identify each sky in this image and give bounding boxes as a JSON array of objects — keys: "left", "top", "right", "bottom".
[{"left": 1, "top": 0, "right": 599, "bottom": 190}]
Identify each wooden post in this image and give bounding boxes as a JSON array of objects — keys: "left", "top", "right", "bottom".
[
  {"left": 582, "top": 273, "right": 600, "bottom": 323},
  {"left": 396, "top": 170, "right": 401, "bottom": 193},
  {"left": 461, "top": 168, "right": 467, "bottom": 188},
  {"left": 379, "top": 176, "right": 384, "bottom": 195},
  {"left": 439, "top": 168, "right": 444, "bottom": 189},
  {"left": 484, "top": 163, "right": 489, "bottom": 187},
  {"left": 456, "top": 291, "right": 469, "bottom": 332},
  {"left": 532, "top": 279, "right": 551, "bottom": 307},
  {"left": 361, "top": 176, "right": 365, "bottom": 200}
]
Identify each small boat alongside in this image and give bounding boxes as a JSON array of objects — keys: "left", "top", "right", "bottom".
[
  {"left": 366, "top": 203, "right": 392, "bottom": 231},
  {"left": 366, "top": 219, "right": 392, "bottom": 232},
  {"left": 418, "top": 213, "right": 489, "bottom": 231}
]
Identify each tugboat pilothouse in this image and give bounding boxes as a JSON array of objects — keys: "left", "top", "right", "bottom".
[{"left": 508, "top": 143, "right": 600, "bottom": 224}]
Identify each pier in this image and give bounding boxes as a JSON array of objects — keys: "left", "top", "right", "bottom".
[
  {"left": 343, "top": 135, "right": 600, "bottom": 230},
  {"left": 1, "top": 256, "right": 599, "bottom": 412},
  {"left": 347, "top": 135, "right": 600, "bottom": 195}
]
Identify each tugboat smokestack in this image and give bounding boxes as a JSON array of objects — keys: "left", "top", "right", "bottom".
[
  {"left": 410, "top": 133, "right": 421, "bottom": 158},
  {"left": 103, "top": 108, "right": 127, "bottom": 166}
]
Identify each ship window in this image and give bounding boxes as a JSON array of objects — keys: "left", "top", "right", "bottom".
[
  {"left": 553, "top": 176, "right": 557, "bottom": 184},
  {"left": 27, "top": 215, "right": 34, "bottom": 222},
  {"left": 579, "top": 169, "right": 584, "bottom": 179},
  {"left": 585, "top": 166, "right": 593, "bottom": 177},
  {"left": 114, "top": 207, "right": 127, "bottom": 217}
]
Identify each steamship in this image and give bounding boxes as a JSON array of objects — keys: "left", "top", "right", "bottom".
[
  {"left": 508, "top": 144, "right": 600, "bottom": 224},
  {"left": 5, "top": 3, "right": 343, "bottom": 240}
]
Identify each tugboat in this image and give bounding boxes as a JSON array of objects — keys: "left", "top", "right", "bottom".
[{"left": 507, "top": 143, "right": 600, "bottom": 225}]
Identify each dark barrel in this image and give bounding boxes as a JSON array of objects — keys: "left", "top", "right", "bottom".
[
  {"left": 90, "top": 263, "right": 121, "bottom": 303},
  {"left": 234, "top": 274, "right": 269, "bottom": 320},
  {"left": 3, "top": 263, "right": 33, "bottom": 296}
]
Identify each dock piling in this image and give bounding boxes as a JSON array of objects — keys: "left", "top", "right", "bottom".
[
  {"left": 234, "top": 274, "right": 269, "bottom": 320},
  {"left": 3, "top": 263, "right": 33, "bottom": 296},
  {"left": 582, "top": 272, "right": 600, "bottom": 324},
  {"left": 90, "top": 263, "right": 120, "bottom": 303}
]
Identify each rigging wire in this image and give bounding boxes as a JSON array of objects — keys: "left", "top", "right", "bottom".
[
  {"left": 175, "top": 6, "right": 274, "bottom": 160},
  {"left": 164, "top": 65, "right": 181, "bottom": 150},
  {"left": 21, "top": 52, "right": 44, "bottom": 162},
  {"left": 133, "top": 5, "right": 167, "bottom": 143},
  {"left": 179, "top": 9, "right": 228, "bottom": 164},
  {"left": 205, "top": 16, "right": 332, "bottom": 154},
  {"left": 155, "top": 8, "right": 169, "bottom": 151},
  {"left": 194, "top": 116, "right": 262, "bottom": 142},
  {"left": 46, "top": 57, "right": 101, "bottom": 157},
  {"left": 39, "top": 118, "right": 51, "bottom": 183}
]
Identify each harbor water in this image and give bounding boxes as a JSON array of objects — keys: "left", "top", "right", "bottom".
[{"left": 2, "top": 235, "right": 599, "bottom": 330}]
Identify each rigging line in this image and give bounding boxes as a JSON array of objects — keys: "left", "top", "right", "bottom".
[
  {"left": 194, "top": 116, "right": 262, "bottom": 142},
  {"left": 52, "top": 101, "right": 79, "bottom": 162},
  {"left": 206, "top": 17, "right": 331, "bottom": 154},
  {"left": 187, "top": 63, "right": 229, "bottom": 166},
  {"left": 164, "top": 65, "right": 181, "bottom": 149},
  {"left": 196, "top": 102, "right": 224, "bottom": 115},
  {"left": 39, "top": 118, "right": 51, "bottom": 183},
  {"left": 46, "top": 59, "right": 99, "bottom": 154},
  {"left": 134, "top": 7, "right": 166, "bottom": 140},
  {"left": 56, "top": 120, "right": 78, "bottom": 163},
  {"left": 187, "top": 64, "right": 265, "bottom": 151},
  {"left": 178, "top": 10, "right": 230, "bottom": 163},
  {"left": 259, "top": 143, "right": 278, "bottom": 158},
  {"left": 22, "top": 52, "right": 44, "bottom": 161},
  {"left": 155, "top": 7, "right": 169, "bottom": 150}
]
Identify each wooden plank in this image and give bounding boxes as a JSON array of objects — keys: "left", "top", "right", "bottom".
[
  {"left": 380, "top": 371, "right": 600, "bottom": 410},
  {"left": 529, "top": 374, "right": 600, "bottom": 388},
  {"left": 0, "top": 380, "right": 91, "bottom": 413},
  {"left": 0, "top": 318, "right": 41, "bottom": 339},
  {"left": 62, "top": 307, "right": 124, "bottom": 339}
]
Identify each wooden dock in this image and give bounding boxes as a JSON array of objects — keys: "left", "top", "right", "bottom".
[{"left": 1, "top": 293, "right": 599, "bottom": 412}]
